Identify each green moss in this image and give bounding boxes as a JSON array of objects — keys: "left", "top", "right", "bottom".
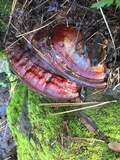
[
  {"left": 68, "top": 115, "right": 91, "bottom": 137},
  {"left": 0, "top": 0, "right": 12, "bottom": 32},
  {"left": 7, "top": 83, "right": 27, "bottom": 133},
  {"left": 7, "top": 83, "right": 75, "bottom": 159},
  {"left": 84, "top": 102, "right": 120, "bottom": 141},
  {"left": 0, "top": 51, "right": 7, "bottom": 59},
  {"left": 0, "top": 0, "right": 11, "bottom": 15},
  {"left": 7, "top": 82, "right": 120, "bottom": 160}
]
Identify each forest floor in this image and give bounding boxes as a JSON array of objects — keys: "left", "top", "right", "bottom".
[{"left": 0, "top": 0, "right": 120, "bottom": 159}]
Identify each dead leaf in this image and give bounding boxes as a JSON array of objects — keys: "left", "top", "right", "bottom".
[
  {"left": 108, "top": 142, "right": 120, "bottom": 152},
  {"left": 77, "top": 111, "right": 97, "bottom": 132}
]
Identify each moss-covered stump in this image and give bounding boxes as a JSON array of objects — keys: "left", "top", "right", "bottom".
[{"left": 7, "top": 82, "right": 120, "bottom": 160}]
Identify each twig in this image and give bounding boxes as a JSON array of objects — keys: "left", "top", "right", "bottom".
[
  {"left": 0, "top": 120, "right": 7, "bottom": 126},
  {"left": 16, "top": 14, "right": 57, "bottom": 37},
  {"left": 50, "top": 100, "right": 117, "bottom": 116},
  {"left": 97, "top": 0, "right": 117, "bottom": 64},
  {"left": 113, "top": 83, "right": 120, "bottom": 90},
  {"left": 4, "top": 0, "right": 18, "bottom": 42},
  {"left": 39, "top": 101, "right": 98, "bottom": 107},
  {"left": 97, "top": 0, "right": 115, "bottom": 48},
  {"left": 3, "top": 122, "right": 8, "bottom": 138},
  {"left": 6, "top": 37, "right": 23, "bottom": 49},
  {"left": 10, "top": 23, "right": 50, "bottom": 64},
  {"left": 75, "top": 3, "right": 99, "bottom": 13},
  {"left": 69, "top": 137, "right": 105, "bottom": 143},
  {"left": 29, "top": 0, "right": 49, "bottom": 13}
]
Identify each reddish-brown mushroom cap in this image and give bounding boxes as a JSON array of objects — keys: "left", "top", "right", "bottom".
[
  {"left": 51, "top": 25, "right": 106, "bottom": 80},
  {"left": 32, "top": 25, "right": 107, "bottom": 88}
]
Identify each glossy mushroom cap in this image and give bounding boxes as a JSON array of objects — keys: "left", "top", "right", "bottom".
[{"left": 32, "top": 25, "right": 107, "bottom": 88}]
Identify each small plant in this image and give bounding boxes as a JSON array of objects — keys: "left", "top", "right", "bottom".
[
  {"left": 0, "top": 58, "right": 17, "bottom": 88},
  {"left": 91, "top": 0, "right": 120, "bottom": 9}
]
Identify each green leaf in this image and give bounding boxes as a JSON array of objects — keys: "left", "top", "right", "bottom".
[
  {"left": 91, "top": 0, "right": 114, "bottom": 9},
  {"left": 116, "top": 0, "right": 120, "bottom": 8}
]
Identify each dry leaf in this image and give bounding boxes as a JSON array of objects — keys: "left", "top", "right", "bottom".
[
  {"left": 108, "top": 142, "right": 120, "bottom": 152},
  {"left": 77, "top": 111, "right": 98, "bottom": 132}
]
